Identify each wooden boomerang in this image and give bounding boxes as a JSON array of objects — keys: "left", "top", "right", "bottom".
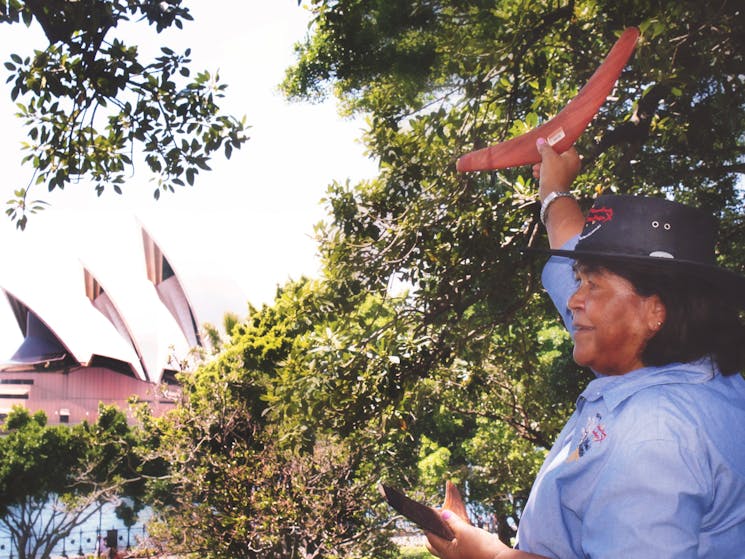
[
  {"left": 379, "top": 484, "right": 456, "bottom": 541},
  {"left": 456, "top": 27, "right": 640, "bottom": 172},
  {"left": 442, "top": 480, "right": 469, "bottom": 523}
]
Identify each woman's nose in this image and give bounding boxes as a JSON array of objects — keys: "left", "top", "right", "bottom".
[{"left": 568, "top": 284, "right": 584, "bottom": 312}]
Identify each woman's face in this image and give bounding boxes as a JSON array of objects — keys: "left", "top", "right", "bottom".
[{"left": 568, "top": 263, "right": 665, "bottom": 375}]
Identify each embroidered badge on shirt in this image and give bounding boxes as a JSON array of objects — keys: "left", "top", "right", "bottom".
[{"left": 567, "top": 413, "right": 607, "bottom": 462}]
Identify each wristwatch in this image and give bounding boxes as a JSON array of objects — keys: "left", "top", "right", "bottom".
[{"left": 540, "top": 191, "right": 575, "bottom": 225}]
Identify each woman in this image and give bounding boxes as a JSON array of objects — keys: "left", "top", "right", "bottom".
[{"left": 425, "top": 138, "right": 745, "bottom": 558}]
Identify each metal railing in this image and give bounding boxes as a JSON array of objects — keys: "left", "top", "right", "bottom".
[{"left": 0, "top": 524, "right": 150, "bottom": 559}]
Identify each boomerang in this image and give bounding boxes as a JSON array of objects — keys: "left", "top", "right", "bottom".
[
  {"left": 456, "top": 27, "right": 640, "bottom": 172},
  {"left": 379, "top": 484, "right": 455, "bottom": 540},
  {"left": 379, "top": 481, "right": 469, "bottom": 541}
]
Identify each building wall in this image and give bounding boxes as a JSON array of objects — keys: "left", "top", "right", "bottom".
[{"left": 0, "top": 366, "right": 179, "bottom": 424}]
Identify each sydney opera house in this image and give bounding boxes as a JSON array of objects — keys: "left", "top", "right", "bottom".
[{"left": 0, "top": 212, "right": 246, "bottom": 424}]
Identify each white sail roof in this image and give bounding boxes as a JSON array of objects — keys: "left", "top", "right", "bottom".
[
  {"left": 141, "top": 227, "right": 202, "bottom": 348},
  {"left": 0, "top": 256, "right": 147, "bottom": 380},
  {"left": 0, "top": 210, "right": 247, "bottom": 383},
  {"left": 138, "top": 213, "right": 247, "bottom": 341}
]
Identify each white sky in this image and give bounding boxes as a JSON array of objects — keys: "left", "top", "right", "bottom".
[{"left": 0, "top": 1, "right": 378, "bottom": 357}]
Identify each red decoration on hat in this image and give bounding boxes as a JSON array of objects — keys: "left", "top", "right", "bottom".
[{"left": 586, "top": 207, "right": 614, "bottom": 223}]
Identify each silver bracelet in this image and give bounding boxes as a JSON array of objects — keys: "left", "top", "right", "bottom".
[{"left": 540, "top": 191, "right": 575, "bottom": 225}]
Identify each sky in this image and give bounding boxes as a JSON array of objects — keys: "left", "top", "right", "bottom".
[{"left": 0, "top": 1, "right": 378, "bottom": 357}]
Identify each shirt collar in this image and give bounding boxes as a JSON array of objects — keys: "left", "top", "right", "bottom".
[{"left": 579, "top": 357, "right": 717, "bottom": 411}]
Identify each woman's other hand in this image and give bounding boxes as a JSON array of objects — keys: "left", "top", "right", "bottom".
[
  {"left": 425, "top": 510, "right": 506, "bottom": 559},
  {"left": 425, "top": 511, "right": 550, "bottom": 559}
]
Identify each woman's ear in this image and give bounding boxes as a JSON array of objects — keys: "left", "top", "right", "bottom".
[{"left": 646, "top": 294, "right": 667, "bottom": 333}]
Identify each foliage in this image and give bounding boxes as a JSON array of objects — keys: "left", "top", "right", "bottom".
[
  {"left": 0, "top": 0, "right": 248, "bottom": 228},
  {"left": 143, "top": 279, "right": 580, "bottom": 555},
  {"left": 141, "top": 279, "right": 401, "bottom": 559},
  {"left": 397, "top": 545, "right": 430, "bottom": 559},
  {"left": 0, "top": 405, "right": 145, "bottom": 559},
  {"left": 279, "top": 0, "right": 745, "bottom": 541},
  {"left": 143, "top": 368, "right": 397, "bottom": 558},
  {"left": 132, "top": 2, "right": 744, "bottom": 555}
]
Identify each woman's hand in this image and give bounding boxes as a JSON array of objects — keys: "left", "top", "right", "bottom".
[
  {"left": 532, "top": 138, "right": 585, "bottom": 249},
  {"left": 532, "top": 138, "right": 582, "bottom": 202},
  {"left": 425, "top": 511, "right": 550, "bottom": 559},
  {"left": 425, "top": 510, "right": 506, "bottom": 559}
]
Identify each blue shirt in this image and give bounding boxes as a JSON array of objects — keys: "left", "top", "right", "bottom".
[{"left": 516, "top": 236, "right": 745, "bottom": 558}]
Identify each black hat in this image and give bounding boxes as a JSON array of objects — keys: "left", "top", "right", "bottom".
[{"left": 538, "top": 194, "right": 745, "bottom": 301}]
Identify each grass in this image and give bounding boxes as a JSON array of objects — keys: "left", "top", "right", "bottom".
[{"left": 398, "top": 544, "right": 430, "bottom": 558}]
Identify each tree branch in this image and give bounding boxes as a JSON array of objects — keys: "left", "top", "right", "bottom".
[{"left": 583, "top": 83, "right": 671, "bottom": 167}]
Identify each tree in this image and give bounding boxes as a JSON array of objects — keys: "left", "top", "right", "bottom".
[
  {"left": 282, "top": 0, "right": 745, "bottom": 539},
  {"left": 141, "top": 279, "right": 401, "bottom": 559},
  {"left": 0, "top": 0, "right": 247, "bottom": 229},
  {"left": 130, "top": 3, "right": 745, "bottom": 553},
  {"left": 0, "top": 405, "right": 146, "bottom": 559}
]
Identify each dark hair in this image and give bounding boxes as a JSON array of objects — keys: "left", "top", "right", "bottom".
[{"left": 576, "top": 257, "right": 745, "bottom": 375}]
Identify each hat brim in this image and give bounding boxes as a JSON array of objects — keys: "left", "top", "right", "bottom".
[{"left": 526, "top": 246, "right": 745, "bottom": 306}]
